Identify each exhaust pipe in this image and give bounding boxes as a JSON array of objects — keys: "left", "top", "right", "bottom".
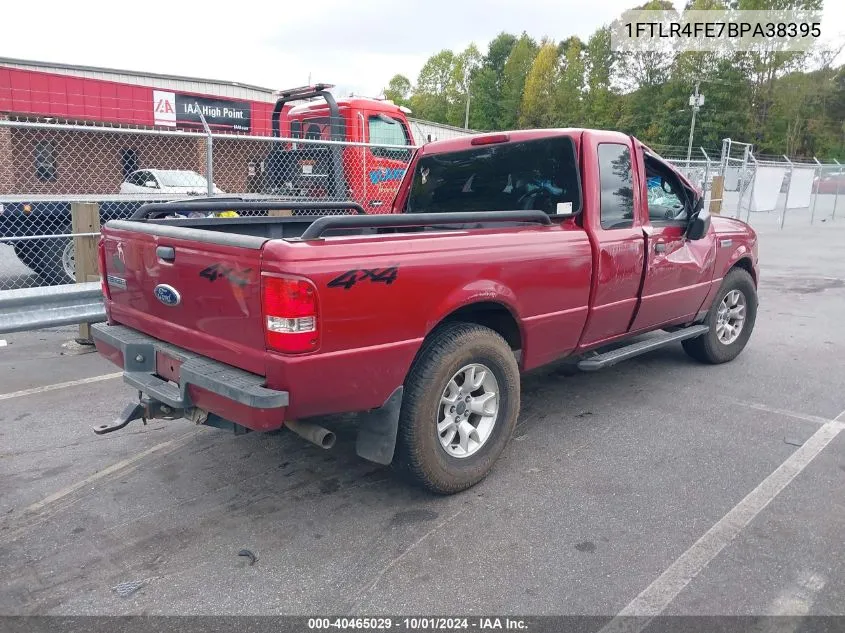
[{"left": 285, "top": 419, "right": 336, "bottom": 449}]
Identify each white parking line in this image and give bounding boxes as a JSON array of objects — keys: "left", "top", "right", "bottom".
[
  {"left": 0, "top": 372, "right": 123, "bottom": 401},
  {"left": 734, "top": 401, "right": 831, "bottom": 425},
  {"left": 24, "top": 433, "right": 196, "bottom": 515},
  {"left": 601, "top": 409, "right": 845, "bottom": 632}
]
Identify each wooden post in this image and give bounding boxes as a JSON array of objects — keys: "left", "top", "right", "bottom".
[
  {"left": 709, "top": 175, "right": 724, "bottom": 215},
  {"left": 268, "top": 209, "right": 293, "bottom": 217},
  {"left": 71, "top": 202, "right": 101, "bottom": 342}
]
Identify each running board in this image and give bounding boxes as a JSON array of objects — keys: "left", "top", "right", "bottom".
[{"left": 577, "top": 325, "right": 709, "bottom": 372}]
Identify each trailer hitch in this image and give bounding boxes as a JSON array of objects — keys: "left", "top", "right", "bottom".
[{"left": 93, "top": 395, "right": 184, "bottom": 435}]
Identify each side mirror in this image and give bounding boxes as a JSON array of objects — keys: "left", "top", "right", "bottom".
[
  {"left": 144, "top": 180, "right": 158, "bottom": 189},
  {"left": 687, "top": 207, "right": 711, "bottom": 240}
]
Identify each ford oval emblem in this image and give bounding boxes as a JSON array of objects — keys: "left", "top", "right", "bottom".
[{"left": 154, "top": 284, "right": 181, "bottom": 306}]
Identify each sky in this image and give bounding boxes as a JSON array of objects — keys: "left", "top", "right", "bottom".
[{"left": 2, "top": 0, "right": 843, "bottom": 99}]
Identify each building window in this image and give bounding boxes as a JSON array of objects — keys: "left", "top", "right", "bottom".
[
  {"left": 121, "top": 149, "right": 139, "bottom": 180},
  {"left": 34, "top": 141, "right": 57, "bottom": 181}
]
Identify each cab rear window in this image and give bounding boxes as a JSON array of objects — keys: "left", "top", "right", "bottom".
[{"left": 405, "top": 136, "right": 581, "bottom": 216}]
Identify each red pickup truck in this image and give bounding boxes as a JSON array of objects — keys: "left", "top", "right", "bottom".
[{"left": 92, "top": 129, "right": 759, "bottom": 494}]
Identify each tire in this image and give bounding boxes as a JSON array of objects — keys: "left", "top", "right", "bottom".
[
  {"left": 393, "top": 322, "right": 521, "bottom": 494},
  {"left": 13, "top": 242, "right": 38, "bottom": 270},
  {"left": 27, "top": 236, "right": 75, "bottom": 285},
  {"left": 682, "top": 267, "right": 757, "bottom": 364}
]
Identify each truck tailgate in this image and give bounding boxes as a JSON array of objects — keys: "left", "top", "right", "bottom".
[{"left": 101, "top": 223, "right": 268, "bottom": 375}]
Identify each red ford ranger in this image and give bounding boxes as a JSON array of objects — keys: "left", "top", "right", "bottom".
[{"left": 92, "top": 129, "right": 759, "bottom": 494}]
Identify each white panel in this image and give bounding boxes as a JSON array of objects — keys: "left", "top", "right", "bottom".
[
  {"left": 750, "top": 166, "right": 786, "bottom": 212},
  {"left": 786, "top": 167, "right": 815, "bottom": 208},
  {"left": 724, "top": 167, "right": 739, "bottom": 191}
]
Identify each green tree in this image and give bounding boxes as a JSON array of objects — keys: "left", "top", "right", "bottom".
[
  {"left": 410, "top": 50, "right": 456, "bottom": 123},
  {"left": 384, "top": 74, "right": 411, "bottom": 106},
  {"left": 584, "top": 26, "right": 619, "bottom": 130},
  {"left": 556, "top": 37, "right": 585, "bottom": 127},
  {"left": 734, "top": 0, "right": 824, "bottom": 147},
  {"left": 383, "top": 0, "right": 844, "bottom": 158},
  {"left": 519, "top": 41, "right": 560, "bottom": 127},
  {"left": 614, "top": 0, "right": 676, "bottom": 91},
  {"left": 499, "top": 33, "right": 539, "bottom": 128},
  {"left": 446, "top": 44, "right": 482, "bottom": 127},
  {"left": 469, "top": 32, "right": 518, "bottom": 130}
]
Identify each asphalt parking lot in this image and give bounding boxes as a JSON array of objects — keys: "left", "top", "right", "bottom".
[{"left": 0, "top": 209, "right": 843, "bottom": 618}]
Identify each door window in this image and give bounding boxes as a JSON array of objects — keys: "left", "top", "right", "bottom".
[
  {"left": 598, "top": 143, "right": 634, "bottom": 229},
  {"left": 368, "top": 114, "right": 412, "bottom": 160},
  {"left": 645, "top": 155, "right": 689, "bottom": 222},
  {"left": 138, "top": 171, "right": 158, "bottom": 188}
]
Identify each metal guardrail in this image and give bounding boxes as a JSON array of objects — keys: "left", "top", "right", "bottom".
[{"left": 0, "top": 282, "right": 105, "bottom": 334}]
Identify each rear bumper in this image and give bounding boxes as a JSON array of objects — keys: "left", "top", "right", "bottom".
[{"left": 92, "top": 323, "right": 289, "bottom": 431}]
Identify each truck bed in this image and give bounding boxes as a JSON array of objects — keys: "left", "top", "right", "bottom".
[{"left": 99, "top": 207, "right": 592, "bottom": 423}]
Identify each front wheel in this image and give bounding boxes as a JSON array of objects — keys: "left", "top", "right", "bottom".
[
  {"left": 393, "top": 322, "right": 520, "bottom": 494},
  {"left": 683, "top": 268, "right": 758, "bottom": 364}
]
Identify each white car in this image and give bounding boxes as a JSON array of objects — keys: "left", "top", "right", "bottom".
[{"left": 120, "top": 169, "right": 223, "bottom": 195}]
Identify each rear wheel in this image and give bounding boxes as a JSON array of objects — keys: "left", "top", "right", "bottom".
[
  {"left": 682, "top": 268, "right": 757, "bottom": 364},
  {"left": 393, "top": 322, "right": 520, "bottom": 494}
]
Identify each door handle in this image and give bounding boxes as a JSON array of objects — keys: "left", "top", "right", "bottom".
[
  {"left": 654, "top": 242, "right": 666, "bottom": 253},
  {"left": 156, "top": 246, "right": 175, "bottom": 262}
]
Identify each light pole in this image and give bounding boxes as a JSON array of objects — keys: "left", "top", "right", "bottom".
[
  {"left": 463, "top": 64, "right": 471, "bottom": 129},
  {"left": 464, "top": 90, "right": 471, "bottom": 130},
  {"left": 686, "top": 81, "right": 704, "bottom": 171}
]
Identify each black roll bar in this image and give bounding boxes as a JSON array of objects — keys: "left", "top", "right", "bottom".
[
  {"left": 298, "top": 210, "right": 552, "bottom": 241},
  {"left": 271, "top": 83, "right": 343, "bottom": 141},
  {"left": 131, "top": 200, "right": 365, "bottom": 220}
]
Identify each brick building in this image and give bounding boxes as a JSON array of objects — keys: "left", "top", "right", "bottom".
[
  {"left": 0, "top": 58, "right": 280, "bottom": 196},
  {"left": 0, "top": 58, "right": 473, "bottom": 198}
]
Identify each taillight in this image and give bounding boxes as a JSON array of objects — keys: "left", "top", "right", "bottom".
[
  {"left": 470, "top": 133, "right": 510, "bottom": 146},
  {"left": 98, "top": 238, "right": 111, "bottom": 300},
  {"left": 262, "top": 274, "right": 319, "bottom": 353}
]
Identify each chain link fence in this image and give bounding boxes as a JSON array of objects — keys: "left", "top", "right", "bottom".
[
  {"left": 0, "top": 118, "right": 423, "bottom": 289},
  {"left": 657, "top": 141, "right": 842, "bottom": 230},
  {"left": 1, "top": 119, "right": 842, "bottom": 291}
]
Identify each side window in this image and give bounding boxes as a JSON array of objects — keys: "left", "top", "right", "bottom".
[
  {"left": 645, "top": 158, "right": 688, "bottom": 222},
  {"left": 368, "top": 114, "right": 411, "bottom": 161},
  {"left": 138, "top": 171, "right": 157, "bottom": 188},
  {"left": 598, "top": 143, "right": 634, "bottom": 229},
  {"left": 304, "top": 123, "right": 322, "bottom": 140}
]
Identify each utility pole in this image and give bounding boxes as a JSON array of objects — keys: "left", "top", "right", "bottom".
[
  {"left": 686, "top": 81, "right": 703, "bottom": 170},
  {"left": 463, "top": 64, "right": 471, "bottom": 129},
  {"left": 464, "top": 90, "right": 471, "bottom": 129}
]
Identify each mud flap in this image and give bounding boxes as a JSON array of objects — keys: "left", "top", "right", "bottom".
[{"left": 355, "top": 387, "right": 403, "bottom": 465}]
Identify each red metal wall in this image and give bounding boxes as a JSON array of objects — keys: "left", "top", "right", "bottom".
[{"left": 0, "top": 65, "right": 275, "bottom": 136}]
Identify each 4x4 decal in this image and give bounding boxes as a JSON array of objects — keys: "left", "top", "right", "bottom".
[{"left": 327, "top": 267, "right": 398, "bottom": 290}]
